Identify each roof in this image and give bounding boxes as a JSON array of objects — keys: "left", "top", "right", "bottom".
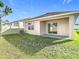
[
  {"left": 10, "top": 18, "right": 31, "bottom": 23},
  {"left": 31, "top": 11, "right": 79, "bottom": 19},
  {"left": 9, "top": 10, "right": 79, "bottom": 23}
]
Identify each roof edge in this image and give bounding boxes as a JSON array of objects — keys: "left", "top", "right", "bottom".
[{"left": 32, "top": 11, "right": 79, "bottom": 20}]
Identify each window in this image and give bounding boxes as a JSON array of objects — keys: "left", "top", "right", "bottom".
[
  {"left": 28, "top": 22, "right": 34, "bottom": 30},
  {"left": 48, "top": 23, "right": 57, "bottom": 34},
  {"left": 14, "top": 22, "right": 19, "bottom": 26}
]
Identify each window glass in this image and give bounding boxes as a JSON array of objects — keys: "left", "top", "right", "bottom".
[
  {"left": 28, "top": 22, "right": 34, "bottom": 30},
  {"left": 48, "top": 23, "right": 57, "bottom": 34}
]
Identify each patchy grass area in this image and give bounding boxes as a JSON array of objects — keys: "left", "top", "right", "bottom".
[{"left": 0, "top": 30, "right": 79, "bottom": 59}]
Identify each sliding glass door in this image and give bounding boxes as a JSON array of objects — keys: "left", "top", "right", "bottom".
[{"left": 48, "top": 23, "right": 57, "bottom": 34}]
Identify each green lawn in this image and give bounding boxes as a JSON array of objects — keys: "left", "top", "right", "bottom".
[{"left": 0, "top": 30, "right": 79, "bottom": 59}]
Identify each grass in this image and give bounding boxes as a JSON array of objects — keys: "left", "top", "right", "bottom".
[{"left": 0, "top": 30, "right": 79, "bottom": 59}]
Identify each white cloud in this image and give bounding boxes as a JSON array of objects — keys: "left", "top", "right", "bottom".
[
  {"left": 63, "top": 0, "right": 72, "bottom": 4},
  {"left": 63, "top": 0, "right": 66, "bottom": 4},
  {"left": 8, "top": 0, "right": 15, "bottom": 6},
  {"left": 67, "top": 0, "right": 72, "bottom": 3}
]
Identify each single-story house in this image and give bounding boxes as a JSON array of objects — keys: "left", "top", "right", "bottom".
[
  {"left": 10, "top": 20, "right": 24, "bottom": 29},
  {"left": 24, "top": 11, "right": 79, "bottom": 39},
  {"left": 1, "top": 19, "right": 27, "bottom": 34}
]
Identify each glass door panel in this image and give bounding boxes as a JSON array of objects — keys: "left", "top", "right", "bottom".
[{"left": 48, "top": 23, "right": 57, "bottom": 34}]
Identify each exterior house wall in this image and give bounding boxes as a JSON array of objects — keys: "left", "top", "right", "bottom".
[
  {"left": 24, "top": 14, "right": 78, "bottom": 39},
  {"left": 69, "top": 15, "right": 77, "bottom": 39},
  {"left": 40, "top": 21, "right": 46, "bottom": 35},
  {"left": 25, "top": 18, "right": 69, "bottom": 36},
  {"left": 25, "top": 21, "right": 41, "bottom": 35},
  {"left": 45, "top": 18, "right": 69, "bottom": 36},
  {"left": 19, "top": 22, "right": 24, "bottom": 28},
  {"left": 11, "top": 22, "right": 24, "bottom": 29},
  {"left": 11, "top": 23, "right": 19, "bottom": 28}
]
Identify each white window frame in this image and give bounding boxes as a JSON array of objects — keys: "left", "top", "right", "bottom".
[{"left": 28, "top": 22, "right": 34, "bottom": 30}]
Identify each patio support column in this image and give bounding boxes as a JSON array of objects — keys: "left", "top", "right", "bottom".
[{"left": 69, "top": 15, "right": 77, "bottom": 40}]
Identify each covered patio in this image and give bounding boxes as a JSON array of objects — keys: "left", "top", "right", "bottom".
[
  {"left": 24, "top": 11, "right": 79, "bottom": 39},
  {"left": 39, "top": 15, "right": 78, "bottom": 39}
]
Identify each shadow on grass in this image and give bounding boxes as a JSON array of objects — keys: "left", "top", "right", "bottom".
[
  {"left": 76, "top": 31, "right": 79, "bottom": 34},
  {"left": 3, "top": 33, "right": 71, "bottom": 56}
]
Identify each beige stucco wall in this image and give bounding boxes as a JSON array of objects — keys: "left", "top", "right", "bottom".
[
  {"left": 69, "top": 15, "right": 77, "bottom": 39},
  {"left": 25, "top": 18, "right": 69, "bottom": 36},
  {"left": 40, "top": 21, "right": 46, "bottom": 35},
  {"left": 19, "top": 22, "right": 24, "bottom": 28},
  {"left": 24, "top": 21, "right": 41, "bottom": 35},
  {"left": 11, "top": 22, "right": 24, "bottom": 29},
  {"left": 44, "top": 18, "right": 69, "bottom": 36},
  {"left": 24, "top": 15, "right": 77, "bottom": 39}
]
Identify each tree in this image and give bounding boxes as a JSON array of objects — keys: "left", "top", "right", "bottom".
[
  {"left": 75, "top": 23, "right": 79, "bottom": 25},
  {"left": 0, "top": 0, "right": 4, "bottom": 7},
  {"left": 0, "top": 0, "right": 12, "bottom": 35}
]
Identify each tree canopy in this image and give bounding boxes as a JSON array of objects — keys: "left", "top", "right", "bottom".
[
  {"left": 75, "top": 23, "right": 79, "bottom": 25},
  {"left": 0, "top": 0, "right": 4, "bottom": 7},
  {"left": 0, "top": 0, "right": 12, "bottom": 17},
  {"left": 0, "top": 0, "right": 12, "bottom": 34}
]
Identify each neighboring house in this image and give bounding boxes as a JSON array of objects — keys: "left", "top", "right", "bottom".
[
  {"left": 75, "top": 23, "right": 79, "bottom": 30},
  {"left": 24, "top": 11, "right": 79, "bottom": 39},
  {"left": 10, "top": 20, "right": 24, "bottom": 29},
  {"left": 1, "top": 19, "right": 27, "bottom": 34}
]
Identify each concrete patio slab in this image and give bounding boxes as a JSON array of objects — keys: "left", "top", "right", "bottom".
[{"left": 43, "top": 34, "right": 69, "bottom": 39}]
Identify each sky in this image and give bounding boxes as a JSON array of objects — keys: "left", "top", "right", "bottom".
[{"left": 2, "top": 0, "right": 79, "bottom": 23}]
